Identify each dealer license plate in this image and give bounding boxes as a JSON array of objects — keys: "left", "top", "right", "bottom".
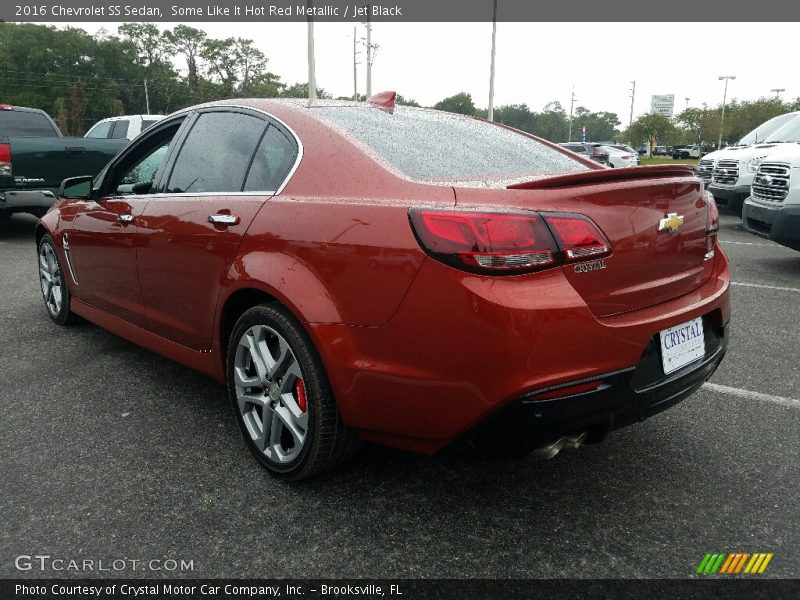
[{"left": 659, "top": 317, "right": 705, "bottom": 375}]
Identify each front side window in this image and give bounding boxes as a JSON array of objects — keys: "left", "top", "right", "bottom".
[
  {"left": 167, "top": 112, "right": 267, "bottom": 194},
  {"left": 104, "top": 121, "right": 183, "bottom": 196}
]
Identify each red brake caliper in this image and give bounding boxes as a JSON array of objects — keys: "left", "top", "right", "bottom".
[{"left": 294, "top": 379, "right": 307, "bottom": 412}]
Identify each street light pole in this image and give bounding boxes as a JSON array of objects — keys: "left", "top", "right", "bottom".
[
  {"left": 307, "top": 0, "right": 316, "bottom": 100},
  {"left": 366, "top": 9, "right": 372, "bottom": 97},
  {"left": 685, "top": 97, "right": 690, "bottom": 110},
  {"left": 771, "top": 87, "right": 785, "bottom": 98},
  {"left": 568, "top": 89, "right": 576, "bottom": 142},
  {"left": 717, "top": 75, "right": 735, "bottom": 149},
  {"left": 487, "top": 0, "right": 497, "bottom": 122},
  {"left": 628, "top": 80, "right": 635, "bottom": 130}
]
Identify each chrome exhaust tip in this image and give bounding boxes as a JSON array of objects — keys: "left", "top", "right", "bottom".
[
  {"left": 532, "top": 431, "right": 588, "bottom": 459},
  {"left": 564, "top": 431, "right": 588, "bottom": 450},
  {"left": 532, "top": 437, "right": 566, "bottom": 459}
]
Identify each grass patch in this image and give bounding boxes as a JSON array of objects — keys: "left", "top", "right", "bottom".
[{"left": 639, "top": 157, "right": 699, "bottom": 166}]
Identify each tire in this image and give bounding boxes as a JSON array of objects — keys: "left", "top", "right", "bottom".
[
  {"left": 37, "top": 234, "right": 79, "bottom": 326},
  {"left": 226, "top": 303, "right": 359, "bottom": 480}
]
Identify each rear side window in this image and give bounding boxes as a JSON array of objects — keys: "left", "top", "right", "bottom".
[
  {"left": 141, "top": 119, "right": 160, "bottom": 132},
  {"left": 244, "top": 125, "right": 297, "bottom": 192},
  {"left": 86, "top": 121, "right": 112, "bottom": 138},
  {"left": 314, "top": 107, "right": 586, "bottom": 183},
  {"left": 110, "top": 120, "right": 130, "bottom": 139},
  {"left": 167, "top": 111, "right": 266, "bottom": 193},
  {"left": 0, "top": 110, "right": 59, "bottom": 137}
]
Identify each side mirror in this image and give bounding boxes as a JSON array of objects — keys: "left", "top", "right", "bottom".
[{"left": 59, "top": 175, "right": 93, "bottom": 200}]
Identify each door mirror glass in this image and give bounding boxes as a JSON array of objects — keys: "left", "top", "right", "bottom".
[{"left": 59, "top": 176, "right": 93, "bottom": 199}]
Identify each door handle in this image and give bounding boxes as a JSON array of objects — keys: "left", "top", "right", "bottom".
[
  {"left": 117, "top": 214, "right": 134, "bottom": 224},
  {"left": 208, "top": 214, "right": 239, "bottom": 225}
]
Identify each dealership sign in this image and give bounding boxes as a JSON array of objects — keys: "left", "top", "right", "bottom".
[{"left": 651, "top": 94, "right": 675, "bottom": 117}]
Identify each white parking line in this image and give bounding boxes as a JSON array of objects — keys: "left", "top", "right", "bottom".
[
  {"left": 702, "top": 383, "right": 800, "bottom": 409},
  {"left": 730, "top": 281, "right": 800, "bottom": 293},
  {"left": 720, "top": 240, "right": 776, "bottom": 247}
]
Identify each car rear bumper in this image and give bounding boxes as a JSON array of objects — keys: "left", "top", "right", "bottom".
[
  {"left": 450, "top": 319, "right": 728, "bottom": 454},
  {"left": 0, "top": 188, "right": 58, "bottom": 216},
  {"left": 742, "top": 198, "right": 800, "bottom": 251}
]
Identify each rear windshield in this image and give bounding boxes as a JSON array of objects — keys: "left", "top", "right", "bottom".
[
  {"left": 314, "top": 107, "right": 587, "bottom": 184},
  {"left": 0, "top": 110, "right": 59, "bottom": 137}
]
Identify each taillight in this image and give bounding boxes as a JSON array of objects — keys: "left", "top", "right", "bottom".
[
  {"left": 621, "top": 154, "right": 632, "bottom": 160},
  {"left": 409, "top": 209, "right": 558, "bottom": 274},
  {"left": 0, "top": 143, "right": 11, "bottom": 177},
  {"left": 408, "top": 208, "right": 612, "bottom": 275},
  {"left": 544, "top": 214, "right": 611, "bottom": 262},
  {"left": 704, "top": 191, "right": 719, "bottom": 261}
]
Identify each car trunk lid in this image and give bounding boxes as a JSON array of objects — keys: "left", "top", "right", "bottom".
[{"left": 454, "top": 166, "right": 712, "bottom": 317}]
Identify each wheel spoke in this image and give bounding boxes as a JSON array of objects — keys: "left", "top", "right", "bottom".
[
  {"left": 237, "top": 390, "right": 267, "bottom": 413},
  {"left": 266, "top": 336, "right": 292, "bottom": 379},
  {"left": 241, "top": 329, "right": 269, "bottom": 383},
  {"left": 233, "top": 364, "right": 260, "bottom": 389},
  {"left": 274, "top": 404, "right": 305, "bottom": 446},
  {"left": 255, "top": 404, "right": 277, "bottom": 450},
  {"left": 268, "top": 405, "right": 285, "bottom": 448}
]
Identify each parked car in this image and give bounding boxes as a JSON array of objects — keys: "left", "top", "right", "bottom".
[
  {"left": 672, "top": 145, "right": 702, "bottom": 159},
  {"left": 0, "top": 105, "right": 128, "bottom": 225},
  {"left": 742, "top": 145, "right": 800, "bottom": 251},
  {"left": 601, "top": 144, "right": 640, "bottom": 168},
  {"left": 653, "top": 146, "right": 669, "bottom": 156},
  {"left": 559, "top": 142, "right": 609, "bottom": 165},
  {"left": 85, "top": 114, "right": 164, "bottom": 141},
  {"left": 706, "top": 112, "right": 800, "bottom": 213},
  {"left": 38, "top": 96, "right": 730, "bottom": 480}
]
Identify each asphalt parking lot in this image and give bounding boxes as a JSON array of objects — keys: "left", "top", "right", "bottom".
[{"left": 1, "top": 211, "right": 798, "bottom": 579}]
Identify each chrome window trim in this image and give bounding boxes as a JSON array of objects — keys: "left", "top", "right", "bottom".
[
  {"left": 108, "top": 191, "right": 278, "bottom": 200},
  {"left": 160, "top": 103, "right": 304, "bottom": 196}
]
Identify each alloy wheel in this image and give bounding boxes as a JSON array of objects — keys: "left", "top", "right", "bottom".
[
  {"left": 233, "top": 324, "right": 309, "bottom": 464},
  {"left": 39, "top": 242, "right": 63, "bottom": 317}
]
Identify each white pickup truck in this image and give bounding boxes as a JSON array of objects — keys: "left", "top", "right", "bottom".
[
  {"left": 84, "top": 114, "right": 163, "bottom": 141},
  {"left": 698, "top": 111, "right": 800, "bottom": 213},
  {"left": 742, "top": 144, "right": 800, "bottom": 251}
]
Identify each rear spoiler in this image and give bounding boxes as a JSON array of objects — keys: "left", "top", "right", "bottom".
[{"left": 507, "top": 165, "right": 697, "bottom": 190}]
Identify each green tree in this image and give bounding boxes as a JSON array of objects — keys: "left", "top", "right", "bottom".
[
  {"left": 280, "top": 83, "right": 332, "bottom": 99},
  {"left": 627, "top": 113, "right": 675, "bottom": 150},
  {"left": 164, "top": 25, "right": 206, "bottom": 94},
  {"left": 433, "top": 92, "right": 476, "bottom": 116}
]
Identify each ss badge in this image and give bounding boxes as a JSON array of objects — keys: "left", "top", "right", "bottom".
[{"left": 574, "top": 259, "right": 606, "bottom": 273}]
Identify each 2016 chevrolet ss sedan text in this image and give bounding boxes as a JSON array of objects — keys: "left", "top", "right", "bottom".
[{"left": 37, "top": 94, "right": 730, "bottom": 480}]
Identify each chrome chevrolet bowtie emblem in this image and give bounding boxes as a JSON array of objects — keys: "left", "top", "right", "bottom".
[{"left": 658, "top": 212, "right": 684, "bottom": 234}]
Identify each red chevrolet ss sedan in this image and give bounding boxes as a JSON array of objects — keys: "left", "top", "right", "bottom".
[{"left": 36, "top": 95, "right": 730, "bottom": 479}]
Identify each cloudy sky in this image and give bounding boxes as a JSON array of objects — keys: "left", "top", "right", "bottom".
[{"left": 59, "top": 21, "right": 799, "bottom": 123}]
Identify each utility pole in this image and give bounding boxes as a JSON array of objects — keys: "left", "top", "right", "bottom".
[
  {"left": 718, "top": 75, "right": 736, "bottom": 149},
  {"left": 568, "top": 89, "right": 576, "bottom": 142},
  {"left": 487, "top": 0, "right": 498, "bottom": 121},
  {"left": 144, "top": 79, "right": 150, "bottom": 115},
  {"left": 628, "top": 80, "right": 635, "bottom": 130},
  {"left": 366, "top": 8, "right": 372, "bottom": 97},
  {"left": 771, "top": 87, "right": 785, "bottom": 98},
  {"left": 307, "top": 0, "right": 317, "bottom": 100},
  {"left": 353, "top": 26, "right": 358, "bottom": 100},
  {"left": 685, "top": 97, "right": 690, "bottom": 110}
]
